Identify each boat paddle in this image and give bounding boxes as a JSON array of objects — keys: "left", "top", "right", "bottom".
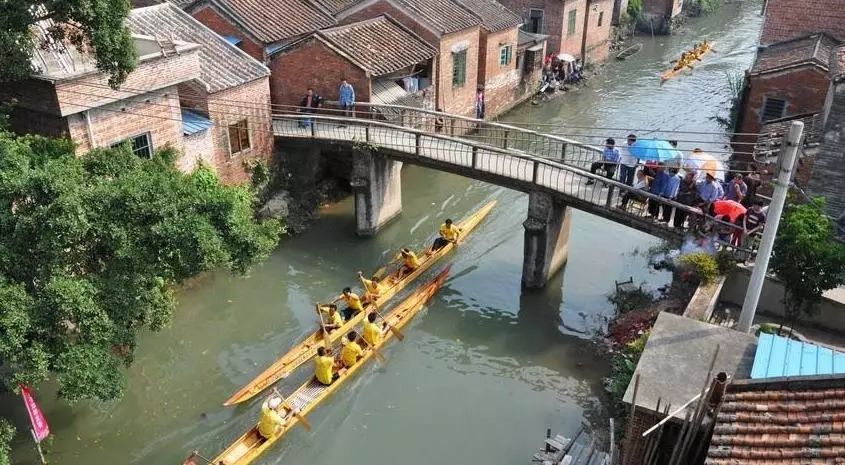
[
  {"left": 358, "top": 275, "right": 405, "bottom": 341},
  {"left": 315, "top": 304, "right": 332, "bottom": 348},
  {"left": 272, "top": 387, "right": 312, "bottom": 432}
]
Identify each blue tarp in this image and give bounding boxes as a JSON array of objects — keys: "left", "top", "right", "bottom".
[
  {"left": 181, "top": 109, "right": 213, "bottom": 136},
  {"left": 751, "top": 333, "right": 845, "bottom": 379},
  {"left": 223, "top": 35, "right": 242, "bottom": 46}
]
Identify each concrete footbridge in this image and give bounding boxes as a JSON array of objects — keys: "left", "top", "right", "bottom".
[{"left": 271, "top": 104, "right": 739, "bottom": 288}]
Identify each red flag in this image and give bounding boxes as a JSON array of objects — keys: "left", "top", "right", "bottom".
[{"left": 20, "top": 385, "right": 50, "bottom": 442}]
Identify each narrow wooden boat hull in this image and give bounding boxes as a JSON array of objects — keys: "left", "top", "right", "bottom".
[
  {"left": 222, "top": 200, "right": 496, "bottom": 406},
  {"left": 660, "top": 43, "right": 714, "bottom": 81},
  {"left": 210, "top": 266, "right": 450, "bottom": 465}
]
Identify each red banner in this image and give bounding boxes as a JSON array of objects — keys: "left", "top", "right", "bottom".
[{"left": 20, "top": 385, "right": 50, "bottom": 442}]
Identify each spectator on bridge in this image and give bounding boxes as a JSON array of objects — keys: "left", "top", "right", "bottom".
[
  {"left": 659, "top": 168, "right": 682, "bottom": 223},
  {"left": 475, "top": 87, "right": 486, "bottom": 120},
  {"left": 709, "top": 199, "right": 746, "bottom": 247},
  {"left": 696, "top": 172, "right": 724, "bottom": 209},
  {"left": 618, "top": 134, "right": 639, "bottom": 185},
  {"left": 740, "top": 167, "right": 760, "bottom": 208},
  {"left": 587, "top": 138, "right": 620, "bottom": 185},
  {"left": 740, "top": 200, "right": 766, "bottom": 248},
  {"left": 724, "top": 173, "right": 747, "bottom": 204},
  {"left": 647, "top": 163, "right": 671, "bottom": 219},
  {"left": 619, "top": 169, "right": 650, "bottom": 209},
  {"left": 338, "top": 79, "right": 356, "bottom": 118},
  {"left": 673, "top": 172, "right": 698, "bottom": 229},
  {"left": 299, "top": 88, "right": 323, "bottom": 128}
]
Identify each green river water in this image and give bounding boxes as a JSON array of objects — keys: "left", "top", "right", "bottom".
[{"left": 4, "top": 2, "right": 762, "bottom": 464}]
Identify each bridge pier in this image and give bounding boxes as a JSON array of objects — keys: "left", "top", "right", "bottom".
[
  {"left": 351, "top": 148, "right": 402, "bottom": 237},
  {"left": 522, "top": 192, "right": 572, "bottom": 289}
]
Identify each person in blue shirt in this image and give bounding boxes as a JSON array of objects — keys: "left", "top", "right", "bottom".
[
  {"left": 696, "top": 172, "right": 724, "bottom": 206},
  {"left": 647, "top": 163, "right": 671, "bottom": 219},
  {"left": 338, "top": 79, "right": 355, "bottom": 117},
  {"left": 658, "top": 168, "right": 682, "bottom": 223},
  {"left": 587, "top": 138, "right": 621, "bottom": 185}
]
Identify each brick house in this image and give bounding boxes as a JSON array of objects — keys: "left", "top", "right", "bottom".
[
  {"left": 760, "top": 0, "right": 845, "bottom": 46},
  {"left": 732, "top": 33, "right": 840, "bottom": 161},
  {"left": 172, "top": 0, "right": 337, "bottom": 62},
  {"left": 2, "top": 3, "right": 272, "bottom": 184},
  {"left": 641, "top": 0, "right": 682, "bottom": 34},
  {"left": 497, "top": 0, "right": 610, "bottom": 63},
  {"left": 268, "top": 15, "right": 437, "bottom": 114},
  {"left": 334, "top": 0, "right": 483, "bottom": 117},
  {"left": 453, "top": 0, "right": 523, "bottom": 116}
]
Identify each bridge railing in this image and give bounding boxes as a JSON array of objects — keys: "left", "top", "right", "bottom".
[
  {"left": 275, "top": 101, "right": 605, "bottom": 169},
  {"left": 272, "top": 113, "right": 758, "bottom": 257}
]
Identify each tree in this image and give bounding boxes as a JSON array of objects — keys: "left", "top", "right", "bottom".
[
  {"left": 0, "top": 132, "right": 281, "bottom": 462},
  {"left": 0, "top": 0, "right": 136, "bottom": 86},
  {"left": 771, "top": 198, "right": 845, "bottom": 331},
  {"left": 0, "top": 419, "right": 12, "bottom": 465}
]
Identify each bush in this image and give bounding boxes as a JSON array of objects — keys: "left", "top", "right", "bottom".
[
  {"left": 680, "top": 252, "right": 719, "bottom": 284},
  {"left": 608, "top": 286, "right": 655, "bottom": 314},
  {"left": 627, "top": 0, "right": 643, "bottom": 20},
  {"left": 605, "top": 331, "right": 650, "bottom": 406},
  {"left": 715, "top": 249, "right": 736, "bottom": 275}
]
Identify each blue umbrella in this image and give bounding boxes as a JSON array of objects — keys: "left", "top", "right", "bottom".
[{"left": 629, "top": 139, "right": 682, "bottom": 163}]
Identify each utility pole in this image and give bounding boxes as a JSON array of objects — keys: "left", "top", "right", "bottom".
[{"left": 737, "top": 121, "right": 804, "bottom": 333}]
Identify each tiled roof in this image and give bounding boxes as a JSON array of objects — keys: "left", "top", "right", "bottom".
[
  {"left": 311, "top": 0, "right": 361, "bottom": 14},
  {"left": 393, "top": 0, "right": 479, "bottom": 34},
  {"left": 318, "top": 16, "right": 436, "bottom": 76},
  {"left": 127, "top": 4, "right": 269, "bottom": 93},
  {"left": 705, "top": 375, "right": 845, "bottom": 465},
  {"left": 833, "top": 44, "right": 845, "bottom": 81},
  {"left": 754, "top": 112, "right": 823, "bottom": 158},
  {"left": 751, "top": 33, "right": 841, "bottom": 75},
  {"left": 177, "top": 0, "right": 336, "bottom": 43},
  {"left": 453, "top": 0, "right": 521, "bottom": 32}
]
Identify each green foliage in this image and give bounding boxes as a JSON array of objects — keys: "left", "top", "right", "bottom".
[
  {"left": 627, "top": 0, "right": 643, "bottom": 20},
  {"left": 249, "top": 159, "right": 271, "bottom": 188},
  {"left": 605, "top": 331, "right": 650, "bottom": 406},
  {"left": 608, "top": 286, "right": 655, "bottom": 314},
  {"left": 696, "top": 0, "right": 723, "bottom": 14},
  {"left": 717, "top": 72, "right": 746, "bottom": 131},
  {"left": 0, "top": 419, "right": 13, "bottom": 465},
  {"left": 715, "top": 249, "right": 736, "bottom": 275},
  {"left": 771, "top": 198, "right": 845, "bottom": 324},
  {"left": 679, "top": 252, "right": 719, "bottom": 284},
  {"left": 0, "top": 132, "right": 281, "bottom": 407},
  {"left": 0, "top": 0, "right": 137, "bottom": 87}
]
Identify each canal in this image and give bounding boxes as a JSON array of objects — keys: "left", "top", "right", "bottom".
[{"left": 4, "top": 2, "right": 762, "bottom": 464}]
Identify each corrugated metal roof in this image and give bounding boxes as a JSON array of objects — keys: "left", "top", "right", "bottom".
[
  {"left": 127, "top": 4, "right": 269, "bottom": 93},
  {"left": 751, "top": 333, "right": 845, "bottom": 379},
  {"left": 181, "top": 108, "right": 214, "bottom": 135},
  {"left": 319, "top": 16, "right": 436, "bottom": 76}
]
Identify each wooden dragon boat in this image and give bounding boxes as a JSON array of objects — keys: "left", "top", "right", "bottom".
[
  {"left": 222, "top": 200, "right": 495, "bottom": 406},
  {"left": 660, "top": 41, "right": 714, "bottom": 81},
  {"left": 205, "top": 266, "right": 450, "bottom": 465}
]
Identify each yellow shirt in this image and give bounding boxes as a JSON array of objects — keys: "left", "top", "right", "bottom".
[
  {"left": 258, "top": 400, "right": 286, "bottom": 438},
  {"left": 362, "top": 278, "right": 383, "bottom": 296},
  {"left": 439, "top": 223, "right": 461, "bottom": 241},
  {"left": 327, "top": 311, "right": 343, "bottom": 327},
  {"left": 362, "top": 321, "right": 382, "bottom": 347},
  {"left": 341, "top": 341, "right": 364, "bottom": 367},
  {"left": 314, "top": 355, "right": 335, "bottom": 385},
  {"left": 342, "top": 292, "right": 364, "bottom": 312},
  {"left": 402, "top": 251, "right": 420, "bottom": 269}
]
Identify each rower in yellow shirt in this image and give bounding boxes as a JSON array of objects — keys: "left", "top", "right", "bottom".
[
  {"left": 432, "top": 218, "right": 461, "bottom": 251},
  {"left": 395, "top": 247, "right": 420, "bottom": 280},
  {"left": 358, "top": 271, "right": 385, "bottom": 304},
  {"left": 257, "top": 394, "right": 289, "bottom": 439},
  {"left": 340, "top": 331, "right": 364, "bottom": 368},
  {"left": 314, "top": 347, "right": 339, "bottom": 385},
  {"left": 316, "top": 304, "right": 343, "bottom": 332},
  {"left": 332, "top": 287, "right": 364, "bottom": 321},
  {"left": 362, "top": 312, "right": 385, "bottom": 347}
]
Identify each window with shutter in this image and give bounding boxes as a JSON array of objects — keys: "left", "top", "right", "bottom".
[
  {"left": 567, "top": 10, "right": 577, "bottom": 36},
  {"left": 527, "top": 9, "right": 543, "bottom": 34},
  {"left": 761, "top": 97, "right": 787, "bottom": 122},
  {"left": 500, "top": 45, "right": 513, "bottom": 66},
  {"left": 452, "top": 50, "right": 467, "bottom": 87},
  {"left": 228, "top": 119, "right": 251, "bottom": 155}
]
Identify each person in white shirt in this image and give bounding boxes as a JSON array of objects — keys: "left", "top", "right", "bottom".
[
  {"left": 619, "top": 169, "right": 649, "bottom": 209},
  {"left": 618, "top": 134, "right": 639, "bottom": 185}
]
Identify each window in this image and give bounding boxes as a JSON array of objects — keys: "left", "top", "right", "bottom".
[
  {"left": 452, "top": 50, "right": 467, "bottom": 87},
  {"left": 228, "top": 119, "right": 251, "bottom": 154},
  {"left": 500, "top": 45, "right": 513, "bottom": 66},
  {"left": 761, "top": 97, "right": 787, "bottom": 122},
  {"left": 111, "top": 132, "right": 152, "bottom": 158},
  {"left": 527, "top": 9, "right": 544, "bottom": 34},
  {"left": 597, "top": 11, "right": 604, "bottom": 27},
  {"left": 567, "top": 10, "right": 577, "bottom": 36}
]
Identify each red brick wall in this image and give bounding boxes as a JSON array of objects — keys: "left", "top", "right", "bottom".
[
  {"left": 65, "top": 86, "right": 184, "bottom": 156},
  {"left": 583, "top": 0, "right": 612, "bottom": 63},
  {"left": 480, "top": 28, "right": 521, "bottom": 116},
  {"left": 192, "top": 5, "right": 266, "bottom": 61},
  {"left": 760, "top": 0, "right": 845, "bottom": 45},
  {"left": 737, "top": 67, "right": 830, "bottom": 136},
  {"left": 439, "top": 28, "right": 482, "bottom": 116},
  {"left": 268, "top": 37, "right": 370, "bottom": 109},
  {"left": 560, "top": 0, "right": 586, "bottom": 58},
  {"left": 497, "top": 0, "right": 565, "bottom": 54},
  {"left": 337, "top": 1, "right": 440, "bottom": 45},
  {"left": 206, "top": 77, "right": 274, "bottom": 184}
]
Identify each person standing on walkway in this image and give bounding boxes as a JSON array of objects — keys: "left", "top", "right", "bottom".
[
  {"left": 696, "top": 172, "right": 724, "bottom": 210},
  {"left": 475, "top": 88, "right": 485, "bottom": 120},
  {"left": 338, "top": 79, "right": 355, "bottom": 118},
  {"left": 619, "top": 169, "right": 650, "bottom": 209},
  {"left": 673, "top": 171, "right": 698, "bottom": 229},
  {"left": 587, "top": 138, "right": 620, "bottom": 184},
  {"left": 618, "top": 134, "right": 638, "bottom": 185},
  {"left": 299, "top": 88, "right": 322, "bottom": 128},
  {"left": 724, "top": 173, "right": 747, "bottom": 204},
  {"left": 659, "top": 168, "right": 682, "bottom": 223},
  {"left": 647, "top": 163, "right": 670, "bottom": 219}
]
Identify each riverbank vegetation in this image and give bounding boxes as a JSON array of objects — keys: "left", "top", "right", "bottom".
[{"left": 0, "top": 132, "right": 281, "bottom": 463}]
